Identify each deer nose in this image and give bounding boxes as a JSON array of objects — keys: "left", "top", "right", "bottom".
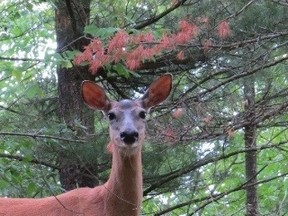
[{"left": 120, "top": 131, "right": 139, "bottom": 145}]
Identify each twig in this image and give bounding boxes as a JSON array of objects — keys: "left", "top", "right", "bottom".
[
  {"left": 0, "top": 153, "right": 59, "bottom": 170},
  {"left": 154, "top": 170, "right": 288, "bottom": 216},
  {"left": 0, "top": 132, "right": 86, "bottom": 143},
  {"left": 226, "top": 0, "right": 257, "bottom": 19},
  {"left": 134, "top": 0, "right": 189, "bottom": 30},
  {"left": 0, "top": 56, "right": 43, "bottom": 62},
  {"left": 144, "top": 141, "right": 288, "bottom": 196}
]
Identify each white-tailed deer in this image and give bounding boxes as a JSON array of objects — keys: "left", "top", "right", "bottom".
[{"left": 0, "top": 74, "right": 172, "bottom": 216}]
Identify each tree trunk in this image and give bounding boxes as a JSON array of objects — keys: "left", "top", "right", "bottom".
[
  {"left": 55, "top": 0, "right": 98, "bottom": 190},
  {"left": 243, "top": 76, "right": 258, "bottom": 216}
]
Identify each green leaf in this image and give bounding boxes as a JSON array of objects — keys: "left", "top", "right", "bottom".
[
  {"left": 27, "top": 182, "right": 37, "bottom": 195},
  {"left": 26, "top": 85, "right": 42, "bottom": 98},
  {"left": 113, "top": 64, "right": 130, "bottom": 78},
  {"left": 12, "top": 70, "right": 22, "bottom": 81},
  {"left": 0, "top": 180, "right": 9, "bottom": 190},
  {"left": 84, "top": 25, "right": 99, "bottom": 36},
  {"left": 62, "top": 50, "right": 81, "bottom": 60},
  {"left": 84, "top": 25, "right": 118, "bottom": 38}
]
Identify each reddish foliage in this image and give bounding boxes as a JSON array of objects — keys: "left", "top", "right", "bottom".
[
  {"left": 142, "top": 47, "right": 156, "bottom": 59},
  {"left": 226, "top": 127, "right": 235, "bottom": 138},
  {"left": 112, "top": 48, "right": 125, "bottom": 63},
  {"left": 89, "top": 60, "right": 102, "bottom": 74},
  {"left": 175, "top": 20, "right": 199, "bottom": 44},
  {"left": 107, "top": 31, "right": 128, "bottom": 53},
  {"left": 106, "top": 31, "right": 128, "bottom": 63},
  {"left": 196, "top": 16, "right": 209, "bottom": 25},
  {"left": 176, "top": 50, "right": 185, "bottom": 60},
  {"left": 218, "top": 20, "right": 231, "bottom": 39},
  {"left": 162, "top": 127, "right": 176, "bottom": 142},
  {"left": 125, "top": 46, "right": 144, "bottom": 70},
  {"left": 155, "top": 34, "right": 172, "bottom": 51},
  {"left": 131, "top": 32, "right": 155, "bottom": 44},
  {"left": 74, "top": 39, "right": 103, "bottom": 64},
  {"left": 125, "top": 59, "right": 141, "bottom": 70},
  {"left": 172, "top": 107, "right": 185, "bottom": 118},
  {"left": 202, "top": 39, "right": 213, "bottom": 54},
  {"left": 74, "top": 19, "right": 230, "bottom": 73}
]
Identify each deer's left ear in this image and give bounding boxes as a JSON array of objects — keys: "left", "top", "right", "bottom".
[{"left": 140, "top": 74, "right": 172, "bottom": 109}]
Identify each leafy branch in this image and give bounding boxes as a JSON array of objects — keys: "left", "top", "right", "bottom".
[
  {"left": 144, "top": 141, "right": 288, "bottom": 196},
  {"left": 154, "top": 169, "right": 288, "bottom": 215}
]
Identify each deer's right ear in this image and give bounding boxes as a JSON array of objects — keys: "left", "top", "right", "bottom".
[{"left": 81, "top": 81, "right": 110, "bottom": 111}]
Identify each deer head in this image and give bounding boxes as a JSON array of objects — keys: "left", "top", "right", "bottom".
[{"left": 81, "top": 74, "right": 172, "bottom": 155}]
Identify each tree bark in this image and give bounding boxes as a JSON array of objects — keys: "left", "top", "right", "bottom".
[
  {"left": 55, "top": 0, "right": 98, "bottom": 190},
  {"left": 243, "top": 76, "right": 258, "bottom": 216}
]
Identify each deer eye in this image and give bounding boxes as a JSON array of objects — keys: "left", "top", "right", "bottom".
[
  {"left": 108, "top": 112, "right": 116, "bottom": 121},
  {"left": 139, "top": 111, "right": 146, "bottom": 119}
]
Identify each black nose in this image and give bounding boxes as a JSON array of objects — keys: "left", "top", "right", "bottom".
[{"left": 120, "top": 131, "right": 139, "bottom": 145}]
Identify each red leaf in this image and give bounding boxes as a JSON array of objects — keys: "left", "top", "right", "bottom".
[
  {"left": 107, "top": 31, "right": 128, "bottom": 53},
  {"left": 132, "top": 32, "right": 154, "bottom": 44},
  {"left": 202, "top": 39, "right": 213, "bottom": 54},
  {"left": 125, "top": 59, "right": 141, "bottom": 70},
  {"left": 174, "top": 20, "right": 199, "bottom": 44},
  {"left": 218, "top": 20, "right": 231, "bottom": 39},
  {"left": 176, "top": 50, "right": 185, "bottom": 60},
  {"left": 89, "top": 60, "right": 102, "bottom": 74},
  {"left": 172, "top": 107, "right": 185, "bottom": 119}
]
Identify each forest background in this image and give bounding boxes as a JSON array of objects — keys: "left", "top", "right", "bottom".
[{"left": 0, "top": 0, "right": 288, "bottom": 215}]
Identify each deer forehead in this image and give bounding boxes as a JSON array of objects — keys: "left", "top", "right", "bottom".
[{"left": 110, "top": 99, "right": 143, "bottom": 111}]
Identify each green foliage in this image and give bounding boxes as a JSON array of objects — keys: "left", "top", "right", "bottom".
[{"left": 84, "top": 25, "right": 119, "bottom": 39}]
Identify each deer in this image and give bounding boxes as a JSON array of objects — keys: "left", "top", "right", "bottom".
[{"left": 0, "top": 74, "right": 172, "bottom": 216}]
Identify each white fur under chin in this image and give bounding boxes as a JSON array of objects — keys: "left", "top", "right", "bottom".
[{"left": 116, "top": 143, "right": 141, "bottom": 156}]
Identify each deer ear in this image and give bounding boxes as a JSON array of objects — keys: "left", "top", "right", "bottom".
[
  {"left": 141, "top": 74, "right": 172, "bottom": 109},
  {"left": 81, "top": 81, "right": 110, "bottom": 111}
]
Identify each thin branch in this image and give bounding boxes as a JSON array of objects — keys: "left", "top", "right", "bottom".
[
  {"left": 0, "top": 56, "right": 43, "bottom": 62},
  {"left": 0, "top": 153, "right": 59, "bottom": 170},
  {"left": 181, "top": 54, "right": 288, "bottom": 102},
  {"left": 134, "top": 0, "right": 189, "bottom": 30},
  {"left": 191, "top": 165, "right": 267, "bottom": 215},
  {"left": 179, "top": 99, "right": 288, "bottom": 142},
  {"left": 0, "top": 132, "right": 86, "bottom": 143},
  {"left": 215, "top": 31, "right": 288, "bottom": 49},
  {"left": 153, "top": 170, "right": 288, "bottom": 216},
  {"left": 137, "top": 31, "right": 288, "bottom": 71},
  {"left": 144, "top": 141, "right": 288, "bottom": 196},
  {"left": 0, "top": 105, "right": 19, "bottom": 114},
  {"left": 226, "top": 0, "right": 257, "bottom": 19}
]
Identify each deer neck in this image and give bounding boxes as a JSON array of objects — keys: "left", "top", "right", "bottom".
[{"left": 104, "top": 143, "right": 143, "bottom": 215}]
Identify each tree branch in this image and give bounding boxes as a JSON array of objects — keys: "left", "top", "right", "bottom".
[
  {"left": 0, "top": 56, "right": 43, "bottom": 62},
  {"left": 144, "top": 141, "right": 288, "bottom": 196},
  {"left": 0, "top": 153, "right": 59, "bottom": 170},
  {"left": 154, "top": 169, "right": 288, "bottom": 215},
  {"left": 226, "top": 0, "right": 257, "bottom": 19},
  {"left": 0, "top": 132, "right": 86, "bottom": 143},
  {"left": 134, "top": 0, "right": 189, "bottom": 30},
  {"left": 181, "top": 54, "right": 288, "bottom": 102}
]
